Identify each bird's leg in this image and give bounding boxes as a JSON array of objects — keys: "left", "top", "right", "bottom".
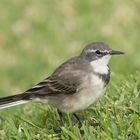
[
  {"left": 73, "top": 113, "right": 82, "bottom": 127},
  {"left": 57, "top": 111, "right": 83, "bottom": 127},
  {"left": 57, "top": 110, "right": 65, "bottom": 126}
]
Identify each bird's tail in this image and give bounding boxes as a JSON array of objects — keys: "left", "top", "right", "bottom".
[{"left": 0, "top": 93, "right": 30, "bottom": 109}]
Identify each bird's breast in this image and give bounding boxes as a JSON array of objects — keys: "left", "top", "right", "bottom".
[
  {"left": 82, "top": 74, "right": 105, "bottom": 110},
  {"left": 60, "top": 74, "right": 106, "bottom": 113},
  {"left": 89, "top": 74, "right": 105, "bottom": 95}
]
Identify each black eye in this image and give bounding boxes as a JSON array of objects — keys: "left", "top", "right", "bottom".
[{"left": 95, "top": 50, "right": 101, "bottom": 55}]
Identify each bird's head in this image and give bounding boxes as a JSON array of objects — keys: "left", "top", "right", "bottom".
[{"left": 80, "top": 42, "right": 124, "bottom": 74}]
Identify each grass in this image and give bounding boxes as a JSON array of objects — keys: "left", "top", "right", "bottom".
[{"left": 0, "top": 0, "right": 140, "bottom": 139}]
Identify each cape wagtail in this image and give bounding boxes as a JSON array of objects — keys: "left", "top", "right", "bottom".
[{"left": 0, "top": 42, "right": 124, "bottom": 117}]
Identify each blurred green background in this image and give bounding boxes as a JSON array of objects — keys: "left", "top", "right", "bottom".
[
  {"left": 0, "top": 0, "right": 140, "bottom": 96},
  {"left": 0, "top": 0, "right": 140, "bottom": 139}
]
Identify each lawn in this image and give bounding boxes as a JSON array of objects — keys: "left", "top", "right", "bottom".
[{"left": 0, "top": 0, "right": 140, "bottom": 139}]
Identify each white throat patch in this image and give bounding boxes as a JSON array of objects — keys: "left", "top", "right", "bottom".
[{"left": 90, "top": 55, "right": 111, "bottom": 74}]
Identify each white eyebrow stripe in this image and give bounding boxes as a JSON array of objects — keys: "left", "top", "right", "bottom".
[{"left": 87, "top": 50, "right": 110, "bottom": 54}]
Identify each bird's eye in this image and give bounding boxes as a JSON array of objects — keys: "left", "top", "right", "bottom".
[{"left": 95, "top": 50, "right": 101, "bottom": 55}]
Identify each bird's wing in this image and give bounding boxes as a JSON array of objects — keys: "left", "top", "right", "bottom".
[
  {"left": 24, "top": 57, "right": 88, "bottom": 96},
  {"left": 25, "top": 76, "right": 77, "bottom": 95}
]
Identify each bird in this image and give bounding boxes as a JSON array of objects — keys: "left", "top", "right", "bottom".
[{"left": 0, "top": 42, "right": 124, "bottom": 118}]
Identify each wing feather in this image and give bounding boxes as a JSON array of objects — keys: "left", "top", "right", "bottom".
[
  {"left": 24, "top": 57, "right": 89, "bottom": 96},
  {"left": 25, "top": 76, "right": 77, "bottom": 95}
]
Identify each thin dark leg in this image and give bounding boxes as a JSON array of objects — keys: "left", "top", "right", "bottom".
[
  {"left": 57, "top": 110, "right": 65, "bottom": 126},
  {"left": 73, "top": 113, "right": 82, "bottom": 127},
  {"left": 57, "top": 111, "right": 83, "bottom": 127}
]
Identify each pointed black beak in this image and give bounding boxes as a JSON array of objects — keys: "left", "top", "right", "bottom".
[{"left": 110, "top": 50, "right": 124, "bottom": 55}]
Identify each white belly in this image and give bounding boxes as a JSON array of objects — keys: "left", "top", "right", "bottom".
[{"left": 61, "top": 74, "right": 105, "bottom": 113}]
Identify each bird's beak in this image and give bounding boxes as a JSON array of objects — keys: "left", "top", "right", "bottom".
[{"left": 110, "top": 50, "right": 124, "bottom": 55}]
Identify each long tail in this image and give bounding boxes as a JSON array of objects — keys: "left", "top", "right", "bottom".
[{"left": 0, "top": 93, "right": 30, "bottom": 109}]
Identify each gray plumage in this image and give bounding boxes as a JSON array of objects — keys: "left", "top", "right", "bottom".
[{"left": 0, "top": 42, "right": 124, "bottom": 112}]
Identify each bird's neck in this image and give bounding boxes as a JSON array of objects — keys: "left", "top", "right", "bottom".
[
  {"left": 90, "top": 55, "right": 111, "bottom": 75},
  {"left": 90, "top": 62, "right": 109, "bottom": 75},
  {"left": 91, "top": 64, "right": 110, "bottom": 87}
]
